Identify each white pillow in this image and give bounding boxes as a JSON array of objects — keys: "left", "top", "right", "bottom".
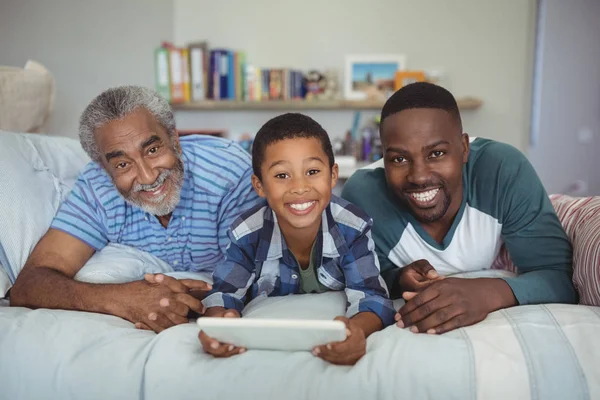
[
  {"left": 0, "top": 131, "right": 89, "bottom": 282},
  {"left": 75, "top": 243, "right": 212, "bottom": 285}
]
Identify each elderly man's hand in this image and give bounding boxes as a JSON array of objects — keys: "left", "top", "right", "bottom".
[{"left": 123, "top": 274, "right": 211, "bottom": 333}]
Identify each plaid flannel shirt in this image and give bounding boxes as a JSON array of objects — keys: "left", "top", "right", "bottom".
[{"left": 202, "top": 195, "right": 396, "bottom": 326}]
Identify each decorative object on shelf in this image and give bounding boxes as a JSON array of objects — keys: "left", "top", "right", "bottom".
[
  {"left": 344, "top": 54, "right": 407, "bottom": 101},
  {"left": 319, "top": 69, "right": 341, "bottom": 101},
  {"left": 394, "top": 70, "right": 426, "bottom": 90},
  {"left": 304, "top": 70, "right": 325, "bottom": 100},
  {"left": 332, "top": 115, "right": 382, "bottom": 165}
]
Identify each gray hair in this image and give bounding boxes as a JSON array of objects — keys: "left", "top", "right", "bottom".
[{"left": 79, "top": 85, "right": 176, "bottom": 162}]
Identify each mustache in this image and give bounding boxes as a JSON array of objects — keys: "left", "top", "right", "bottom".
[
  {"left": 401, "top": 181, "right": 444, "bottom": 192},
  {"left": 132, "top": 169, "right": 172, "bottom": 192}
]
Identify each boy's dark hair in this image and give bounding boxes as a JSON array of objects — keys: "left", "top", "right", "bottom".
[
  {"left": 252, "top": 113, "right": 335, "bottom": 180},
  {"left": 380, "top": 82, "right": 462, "bottom": 132}
]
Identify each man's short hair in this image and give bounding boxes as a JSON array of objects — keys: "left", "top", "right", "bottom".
[
  {"left": 380, "top": 82, "right": 462, "bottom": 131},
  {"left": 79, "top": 85, "right": 175, "bottom": 162},
  {"left": 252, "top": 113, "right": 334, "bottom": 180}
]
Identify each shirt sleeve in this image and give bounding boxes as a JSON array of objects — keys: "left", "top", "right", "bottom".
[
  {"left": 201, "top": 230, "right": 257, "bottom": 314},
  {"left": 50, "top": 175, "right": 108, "bottom": 250},
  {"left": 340, "top": 222, "right": 396, "bottom": 327},
  {"left": 341, "top": 170, "right": 404, "bottom": 299},
  {"left": 498, "top": 148, "right": 577, "bottom": 305},
  {"left": 216, "top": 165, "right": 261, "bottom": 256}
]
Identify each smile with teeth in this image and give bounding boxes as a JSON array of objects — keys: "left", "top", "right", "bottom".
[
  {"left": 409, "top": 188, "right": 439, "bottom": 203},
  {"left": 144, "top": 184, "right": 163, "bottom": 192},
  {"left": 140, "top": 182, "right": 167, "bottom": 198},
  {"left": 288, "top": 201, "right": 316, "bottom": 211}
]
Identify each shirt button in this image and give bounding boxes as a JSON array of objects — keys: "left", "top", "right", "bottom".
[
  {"left": 144, "top": 216, "right": 148, "bottom": 221},
  {"left": 181, "top": 216, "right": 186, "bottom": 221},
  {"left": 167, "top": 237, "right": 172, "bottom": 242},
  {"left": 173, "top": 261, "right": 179, "bottom": 266},
  {"left": 291, "top": 274, "right": 298, "bottom": 279}
]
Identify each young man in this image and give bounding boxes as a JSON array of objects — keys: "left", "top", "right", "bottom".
[
  {"left": 199, "top": 113, "right": 395, "bottom": 365},
  {"left": 342, "top": 82, "right": 577, "bottom": 335}
]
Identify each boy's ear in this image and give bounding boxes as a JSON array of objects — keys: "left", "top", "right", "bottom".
[
  {"left": 331, "top": 163, "right": 339, "bottom": 188},
  {"left": 251, "top": 174, "right": 267, "bottom": 198}
]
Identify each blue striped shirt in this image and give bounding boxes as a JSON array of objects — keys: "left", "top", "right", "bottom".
[
  {"left": 51, "top": 135, "right": 261, "bottom": 273},
  {"left": 202, "top": 195, "right": 396, "bottom": 326}
]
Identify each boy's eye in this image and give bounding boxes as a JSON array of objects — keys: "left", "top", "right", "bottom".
[
  {"left": 392, "top": 156, "right": 407, "bottom": 164},
  {"left": 429, "top": 150, "right": 446, "bottom": 159},
  {"left": 274, "top": 173, "right": 289, "bottom": 179},
  {"left": 307, "top": 169, "right": 320, "bottom": 176}
]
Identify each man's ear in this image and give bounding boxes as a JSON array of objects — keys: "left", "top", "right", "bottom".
[
  {"left": 330, "top": 163, "right": 339, "bottom": 188},
  {"left": 461, "top": 133, "right": 470, "bottom": 164},
  {"left": 251, "top": 174, "right": 267, "bottom": 198},
  {"left": 172, "top": 131, "right": 182, "bottom": 154}
]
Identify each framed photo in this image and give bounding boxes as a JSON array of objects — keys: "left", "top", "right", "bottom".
[
  {"left": 344, "top": 55, "right": 407, "bottom": 100},
  {"left": 394, "top": 70, "right": 426, "bottom": 90}
]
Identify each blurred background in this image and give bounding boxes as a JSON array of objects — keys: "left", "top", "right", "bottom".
[{"left": 1, "top": 0, "right": 598, "bottom": 195}]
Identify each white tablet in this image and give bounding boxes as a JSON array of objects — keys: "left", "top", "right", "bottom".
[{"left": 197, "top": 318, "right": 347, "bottom": 352}]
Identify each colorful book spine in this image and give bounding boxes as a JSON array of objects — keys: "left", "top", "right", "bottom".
[
  {"left": 188, "top": 42, "right": 208, "bottom": 101},
  {"left": 269, "top": 69, "right": 283, "bottom": 100},
  {"left": 154, "top": 47, "right": 171, "bottom": 102},
  {"left": 209, "top": 50, "right": 220, "bottom": 99},
  {"left": 181, "top": 48, "right": 191, "bottom": 102},
  {"left": 255, "top": 67, "right": 262, "bottom": 101},
  {"left": 261, "top": 69, "right": 270, "bottom": 100},
  {"left": 168, "top": 48, "right": 185, "bottom": 103},
  {"left": 227, "top": 51, "right": 235, "bottom": 99}
]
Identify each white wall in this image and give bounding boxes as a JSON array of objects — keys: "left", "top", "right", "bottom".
[
  {"left": 529, "top": 0, "right": 600, "bottom": 195},
  {"left": 0, "top": 0, "right": 174, "bottom": 138},
  {"left": 173, "top": 0, "right": 537, "bottom": 149}
]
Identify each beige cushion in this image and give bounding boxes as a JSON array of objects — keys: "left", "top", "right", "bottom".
[{"left": 0, "top": 61, "right": 55, "bottom": 133}]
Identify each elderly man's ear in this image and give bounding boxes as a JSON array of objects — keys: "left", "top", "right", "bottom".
[{"left": 172, "top": 132, "right": 182, "bottom": 154}]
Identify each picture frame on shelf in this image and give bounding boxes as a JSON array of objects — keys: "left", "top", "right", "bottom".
[
  {"left": 394, "top": 70, "right": 426, "bottom": 90},
  {"left": 344, "top": 54, "right": 407, "bottom": 101}
]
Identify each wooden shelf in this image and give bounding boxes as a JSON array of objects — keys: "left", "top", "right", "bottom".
[{"left": 172, "top": 97, "right": 483, "bottom": 111}]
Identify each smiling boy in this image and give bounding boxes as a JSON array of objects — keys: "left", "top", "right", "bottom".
[{"left": 199, "top": 113, "right": 395, "bottom": 365}]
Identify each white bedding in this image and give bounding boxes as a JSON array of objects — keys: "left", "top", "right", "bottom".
[
  {"left": 1, "top": 291, "right": 599, "bottom": 400},
  {"left": 0, "top": 131, "right": 598, "bottom": 399}
]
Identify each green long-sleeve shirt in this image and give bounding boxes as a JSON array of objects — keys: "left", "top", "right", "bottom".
[{"left": 342, "top": 138, "right": 577, "bottom": 305}]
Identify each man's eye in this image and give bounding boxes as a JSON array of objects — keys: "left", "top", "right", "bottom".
[
  {"left": 392, "top": 156, "right": 407, "bottom": 164},
  {"left": 275, "top": 173, "right": 289, "bottom": 179},
  {"left": 430, "top": 150, "right": 446, "bottom": 158},
  {"left": 115, "top": 162, "right": 128, "bottom": 169},
  {"left": 148, "top": 146, "right": 158, "bottom": 154},
  {"left": 307, "top": 169, "right": 320, "bottom": 176}
]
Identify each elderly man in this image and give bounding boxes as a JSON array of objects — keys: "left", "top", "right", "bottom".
[{"left": 10, "top": 86, "right": 260, "bottom": 332}]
